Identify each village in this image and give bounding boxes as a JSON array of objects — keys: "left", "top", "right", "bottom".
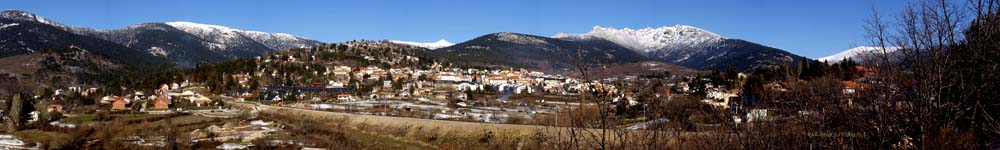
[
  {"left": 0, "top": 41, "right": 877, "bottom": 149},
  {"left": 3, "top": 0, "right": 997, "bottom": 148}
]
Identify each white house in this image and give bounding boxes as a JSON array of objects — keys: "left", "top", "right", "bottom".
[{"left": 456, "top": 82, "right": 484, "bottom": 91}]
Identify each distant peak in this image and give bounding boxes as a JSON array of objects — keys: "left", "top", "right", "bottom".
[
  {"left": 818, "top": 46, "right": 901, "bottom": 63},
  {"left": 433, "top": 39, "right": 452, "bottom": 44}
]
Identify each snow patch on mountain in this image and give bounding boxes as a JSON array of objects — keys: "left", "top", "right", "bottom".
[
  {"left": 818, "top": 46, "right": 901, "bottom": 63},
  {"left": 148, "top": 47, "right": 168, "bottom": 56},
  {"left": 389, "top": 39, "right": 454, "bottom": 49},
  {"left": 0, "top": 23, "right": 18, "bottom": 30},
  {"left": 554, "top": 25, "right": 725, "bottom": 53}
]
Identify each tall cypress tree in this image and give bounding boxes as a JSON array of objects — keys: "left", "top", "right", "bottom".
[{"left": 8, "top": 94, "right": 23, "bottom": 128}]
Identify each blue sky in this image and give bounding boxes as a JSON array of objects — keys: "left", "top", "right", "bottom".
[{"left": 2, "top": 0, "right": 909, "bottom": 58}]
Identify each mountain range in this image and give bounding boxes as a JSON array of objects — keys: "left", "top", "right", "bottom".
[
  {"left": 3, "top": 9, "right": 808, "bottom": 74},
  {"left": 0, "top": 10, "right": 322, "bottom": 67}
]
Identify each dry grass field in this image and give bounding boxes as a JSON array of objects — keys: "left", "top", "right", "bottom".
[{"left": 228, "top": 100, "right": 708, "bottom": 149}]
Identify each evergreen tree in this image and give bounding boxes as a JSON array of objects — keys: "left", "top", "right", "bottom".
[
  {"left": 223, "top": 75, "right": 235, "bottom": 92},
  {"left": 206, "top": 75, "right": 220, "bottom": 92},
  {"left": 249, "top": 77, "right": 260, "bottom": 90},
  {"left": 796, "top": 59, "right": 808, "bottom": 79}
]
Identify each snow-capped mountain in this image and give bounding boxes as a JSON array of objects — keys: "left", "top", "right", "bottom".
[
  {"left": 389, "top": 39, "right": 454, "bottom": 49},
  {"left": 80, "top": 23, "right": 240, "bottom": 67},
  {"left": 555, "top": 25, "right": 800, "bottom": 71},
  {"left": 555, "top": 25, "right": 724, "bottom": 53},
  {"left": 1, "top": 11, "right": 171, "bottom": 67},
  {"left": 0, "top": 10, "right": 323, "bottom": 68},
  {"left": 165, "top": 21, "right": 320, "bottom": 51},
  {"left": 818, "top": 46, "right": 901, "bottom": 63}
]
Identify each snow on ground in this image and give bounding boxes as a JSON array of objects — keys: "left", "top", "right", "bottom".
[
  {"left": 0, "top": 134, "right": 32, "bottom": 149},
  {"left": 309, "top": 104, "right": 337, "bottom": 109},
  {"left": 216, "top": 142, "right": 252, "bottom": 150},
  {"left": 50, "top": 121, "right": 77, "bottom": 128}
]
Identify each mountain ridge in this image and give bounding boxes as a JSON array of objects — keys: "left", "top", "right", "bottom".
[
  {"left": 555, "top": 25, "right": 802, "bottom": 71},
  {"left": 0, "top": 17, "right": 171, "bottom": 67},
  {"left": 0, "top": 10, "right": 323, "bottom": 67}
]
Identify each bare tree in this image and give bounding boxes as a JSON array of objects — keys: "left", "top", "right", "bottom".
[{"left": 863, "top": 0, "right": 1000, "bottom": 148}]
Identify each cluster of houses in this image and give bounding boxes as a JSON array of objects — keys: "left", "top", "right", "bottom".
[
  {"left": 99, "top": 82, "right": 215, "bottom": 112},
  {"left": 248, "top": 47, "right": 626, "bottom": 104},
  {"left": 238, "top": 41, "right": 641, "bottom": 105}
]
